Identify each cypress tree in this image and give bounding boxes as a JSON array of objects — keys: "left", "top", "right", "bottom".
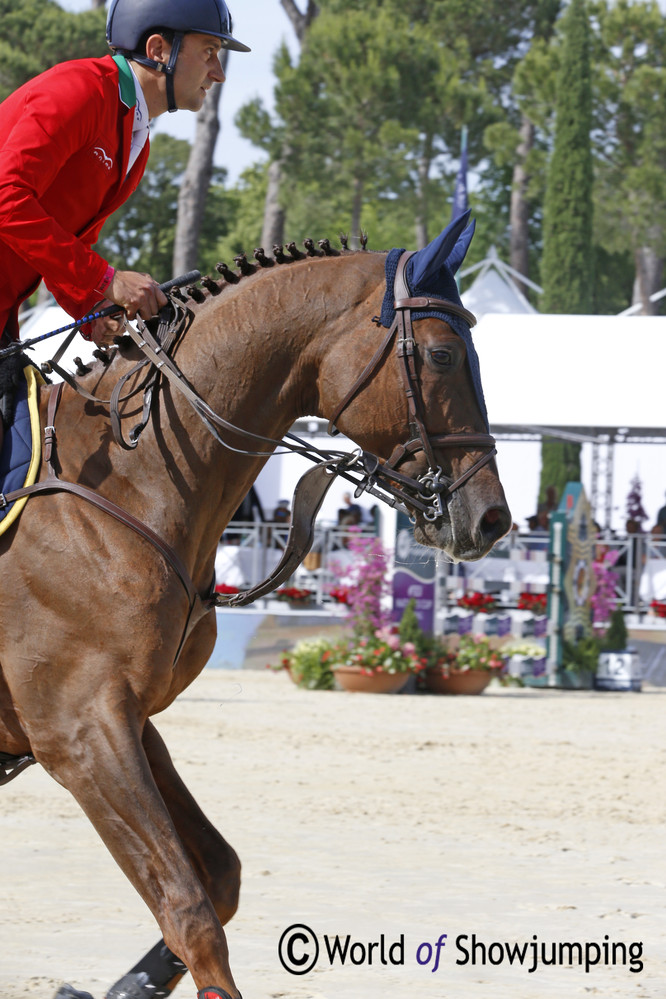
[
  {"left": 538, "top": 0, "right": 594, "bottom": 507},
  {"left": 541, "top": 0, "right": 594, "bottom": 310}
]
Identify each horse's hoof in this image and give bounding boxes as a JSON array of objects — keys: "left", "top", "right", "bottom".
[
  {"left": 53, "top": 987, "right": 95, "bottom": 999},
  {"left": 197, "top": 990, "right": 241, "bottom": 999}
]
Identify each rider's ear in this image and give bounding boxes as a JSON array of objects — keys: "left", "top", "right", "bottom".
[{"left": 144, "top": 33, "right": 170, "bottom": 65}]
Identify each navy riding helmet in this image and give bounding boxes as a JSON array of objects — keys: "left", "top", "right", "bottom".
[{"left": 106, "top": 0, "right": 250, "bottom": 112}]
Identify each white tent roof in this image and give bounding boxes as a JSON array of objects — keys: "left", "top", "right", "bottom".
[
  {"left": 460, "top": 246, "right": 539, "bottom": 319},
  {"left": 474, "top": 313, "right": 666, "bottom": 437}
]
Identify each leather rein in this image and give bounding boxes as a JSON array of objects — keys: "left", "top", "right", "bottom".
[{"left": 2, "top": 253, "right": 496, "bottom": 627}]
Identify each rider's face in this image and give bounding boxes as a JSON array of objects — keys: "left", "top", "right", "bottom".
[{"left": 172, "top": 33, "right": 226, "bottom": 111}]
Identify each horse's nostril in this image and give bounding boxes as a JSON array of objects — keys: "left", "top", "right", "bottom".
[{"left": 481, "top": 505, "right": 511, "bottom": 542}]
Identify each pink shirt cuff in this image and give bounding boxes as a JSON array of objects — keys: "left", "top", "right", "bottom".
[{"left": 95, "top": 264, "right": 115, "bottom": 295}]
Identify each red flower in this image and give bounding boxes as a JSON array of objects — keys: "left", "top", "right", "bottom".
[
  {"left": 276, "top": 586, "right": 313, "bottom": 602},
  {"left": 215, "top": 583, "right": 240, "bottom": 594},
  {"left": 517, "top": 592, "right": 547, "bottom": 613},
  {"left": 457, "top": 591, "right": 498, "bottom": 613},
  {"left": 651, "top": 600, "right": 666, "bottom": 618}
]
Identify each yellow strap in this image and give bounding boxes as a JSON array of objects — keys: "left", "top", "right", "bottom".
[{"left": 0, "top": 366, "right": 45, "bottom": 537}]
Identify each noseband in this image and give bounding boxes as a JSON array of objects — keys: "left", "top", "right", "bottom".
[{"left": 327, "top": 250, "right": 497, "bottom": 521}]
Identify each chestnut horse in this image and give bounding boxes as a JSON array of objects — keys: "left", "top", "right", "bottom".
[{"left": 0, "top": 216, "right": 510, "bottom": 999}]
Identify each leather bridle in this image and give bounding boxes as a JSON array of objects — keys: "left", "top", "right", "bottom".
[{"left": 326, "top": 250, "right": 497, "bottom": 521}]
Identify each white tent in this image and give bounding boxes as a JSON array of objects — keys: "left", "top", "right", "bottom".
[
  {"left": 455, "top": 249, "right": 666, "bottom": 529},
  {"left": 473, "top": 313, "right": 665, "bottom": 436},
  {"left": 460, "top": 246, "right": 540, "bottom": 319},
  {"left": 466, "top": 312, "right": 666, "bottom": 532}
]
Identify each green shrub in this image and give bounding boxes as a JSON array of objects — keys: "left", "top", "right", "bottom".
[{"left": 280, "top": 637, "right": 338, "bottom": 690}]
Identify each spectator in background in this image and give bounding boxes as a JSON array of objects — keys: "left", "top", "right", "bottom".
[
  {"left": 270, "top": 499, "right": 291, "bottom": 550},
  {"left": 616, "top": 518, "right": 643, "bottom": 608},
  {"left": 224, "top": 485, "right": 264, "bottom": 544},
  {"left": 538, "top": 485, "right": 559, "bottom": 517},
  {"left": 338, "top": 492, "right": 362, "bottom": 526},
  {"left": 273, "top": 499, "right": 291, "bottom": 525},
  {"left": 656, "top": 492, "right": 666, "bottom": 535}
]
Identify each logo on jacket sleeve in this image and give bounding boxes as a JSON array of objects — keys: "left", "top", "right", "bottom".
[{"left": 93, "top": 146, "right": 113, "bottom": 170}]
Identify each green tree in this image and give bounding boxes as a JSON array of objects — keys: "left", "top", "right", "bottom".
[
  {"left": 212, "top": 163, "right": 266, "bottom": 265},
  {"left": 0, "top": 0, "right": 106, "bottom": 101},
  {"left": 540, "top": 0, "right": 594, "bottom": 312},
  {"left": 238, "top": 0, "right": 546, "bottom": 252},
  {"left": 591, "top": 0, "right": 666, "bottom": 314},
  {"left": 537, "top": 0, "right": 595, "bottom": 501}
]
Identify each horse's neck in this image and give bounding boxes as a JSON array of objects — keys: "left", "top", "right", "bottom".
[
  {"left": 60, "top": 253, "right": 385, "bottom": 580},
  {"left": 176, "top": 252, "right": 386, "bottom": 437}
]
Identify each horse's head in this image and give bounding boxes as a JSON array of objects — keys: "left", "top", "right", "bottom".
[{"left": 321, "top": 212, "right": 511, "bottom": 561}]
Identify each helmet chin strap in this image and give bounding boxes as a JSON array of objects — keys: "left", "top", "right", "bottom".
[
  {"left": 126, "top": 31, "right": 183, "bottom": 113},
  {"left": 162, "top": 32, "right": 183, "bottom": 113}
]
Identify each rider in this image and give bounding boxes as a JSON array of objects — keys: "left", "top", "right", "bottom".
[{"left": 0, "top": 0, "right": 249, "bottom": 447}]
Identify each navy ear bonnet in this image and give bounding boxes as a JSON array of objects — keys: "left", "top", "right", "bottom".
[{"left": 379, "top": 210, "right": 489, "bottom": 431}]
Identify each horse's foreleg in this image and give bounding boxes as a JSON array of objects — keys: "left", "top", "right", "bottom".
[
  {"left": 40, "top": 717, "right": 241, "bottom": 999},
  {"left": 143, "top": 719, "right": 241, "bottom": 925},
  {"left": 102, "top": 720, "right": 241, "bottom": 999}
]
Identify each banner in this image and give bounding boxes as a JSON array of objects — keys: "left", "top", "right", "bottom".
[{"left": 392, "top": 512, "right": 436, "bottom": 633}]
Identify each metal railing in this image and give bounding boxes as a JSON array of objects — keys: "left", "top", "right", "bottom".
[
  {"left": 216, "top": 520, "right": 376, "bottom": 605},
  {"left": 436, "top": 531, "right": 666, "bottom": 615},
  {"left": 216, "top": 521, "right": 666, "bottom": 616}
]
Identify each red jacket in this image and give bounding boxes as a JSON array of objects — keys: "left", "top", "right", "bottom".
[{"left": 0, "top": 55, "right": 150, "bottom": 339}]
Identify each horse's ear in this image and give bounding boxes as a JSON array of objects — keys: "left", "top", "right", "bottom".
[
  {"left": 446, "top": 217, "right": 476, "bottom": 276},
  {"left": 409, "top": 209, "right": 473, "bottom": 290}
]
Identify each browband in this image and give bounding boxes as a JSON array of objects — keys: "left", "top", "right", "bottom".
[
  {"left": 392, "top": 249, "right": 477, "bottom": 328},
  {"left": 393, "top": 296, "right": 477, "bottom": 328}
]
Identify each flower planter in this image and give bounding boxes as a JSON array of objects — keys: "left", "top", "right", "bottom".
[
  {"left": 423, "top": 667, "right": 492, "bottom": 695},
  {"left": 595, "top": 650, "right": 642, "bottom": 692},
  {"left": 334, "top": 665, "right": 410, "bottom": 694}
]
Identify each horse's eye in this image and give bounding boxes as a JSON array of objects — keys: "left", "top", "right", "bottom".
[{"left": 430, "top": 348, "right": 453, "bottom": 367}]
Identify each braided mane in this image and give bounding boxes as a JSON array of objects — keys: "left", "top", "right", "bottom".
[{"left": 172, "top": 233, "right": 369, "bottom": 309}]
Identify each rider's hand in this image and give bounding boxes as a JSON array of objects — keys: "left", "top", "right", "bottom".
[
  {"left": 88, "top": 308, "right": 126, "bottom": 347},
  {"left": 106, "top": 270, "right": 168, "bottom": 321}
]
